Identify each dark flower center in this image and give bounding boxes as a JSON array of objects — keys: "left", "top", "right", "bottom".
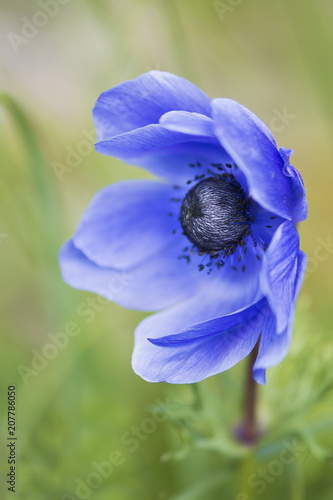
[{"left": 179, "top": 177, "right": 251, "bottom": 254}]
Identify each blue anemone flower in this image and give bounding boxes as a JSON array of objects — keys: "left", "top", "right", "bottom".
[{"left": 59, "top": 71, "right": 307, "bottom": 385}]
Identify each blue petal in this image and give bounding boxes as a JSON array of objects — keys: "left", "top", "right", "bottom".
[
  {"left": 253, "top": 250, "right": 307, "bottom": 384},
  {"left": 253, "top": 313, "right": 290, "bottom": 385},
  {"left": 93, "top": 71, "right": 211, "bottom": 141},
  {"left": 280, "top": 147, "right": 308, "bottom": 224},
  {"left": 73, "top": 180, "right": 184, "bottom": 269},
  {"left": 136, "top": 248, "right": 264, "bottom": 334},
  {"left": 159, "top": 111, "right": 215, "bottom": 137},
  {"left": 212, "top": 98, "right": 293, "bottom": 220},
  {"left": 59, "top": 240, "right": 128, "bottom": 301},
  {"left": 253, "top": 368, "right": 266, "bottom": 385},
  {"left": 149, "top": 298, "right": 266, "bottom": 346},
  {"left": 215, "top": 242, "right": 263, "bottom": 303},
  {"left": 279, "top": 147, "right": 293, "bottom": 163},
  {"left": 59, "top": 238, "right": 213, "bottom": 312},
  {"left": 96, "top": 124, "right": 200, "bottom": 157},
  {"left": 60, "top": 187, "right": 265, "bottom": 313},
  {"left": 251, "top": 204, "right": 285, "bottom": 248},
  {"left": 218, "top": 101, "right": 277, "bottom": 146},
  {"left": 294, "top": 250, "right": 307, "bottom": 298},
  {"left": 97, "top": 131, "right": 231, "bottom": 185},
  {"left": 132, "top": 298, "right": 267, "bottom": 383},
  {"left": 260, "top": 221, "right": 303, "bottom": 333}
]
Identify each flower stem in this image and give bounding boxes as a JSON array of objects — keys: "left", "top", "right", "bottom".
[{"left": 236, "top": 339, "right": 260, "bottom": 445}]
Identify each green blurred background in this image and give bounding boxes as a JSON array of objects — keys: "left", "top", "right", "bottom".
[{"left": 1, "top": 0, "right": 333, "bottom": 498}]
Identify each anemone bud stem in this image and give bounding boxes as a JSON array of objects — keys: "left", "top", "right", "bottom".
[{"left": 237, "top": 338, "right": 260, "bottom": 446}]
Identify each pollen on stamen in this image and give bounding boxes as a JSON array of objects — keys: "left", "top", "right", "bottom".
[
  {"left": 211, "top": 163, "right": 224, "bottom": 171},
  {"left": 205, "top": 253, "right": 222, "bottom": 275},
  {"left": 178, "top": 255, "right": 190, "bottom": 264}
]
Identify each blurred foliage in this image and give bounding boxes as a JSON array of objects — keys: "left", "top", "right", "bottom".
[{"left": 0, "top": 0, "right": 333, "bottom": 499}]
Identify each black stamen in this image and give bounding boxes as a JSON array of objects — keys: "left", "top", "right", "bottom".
[{"left": 180, "top": 177, "right": 251, "bottom": 255}]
